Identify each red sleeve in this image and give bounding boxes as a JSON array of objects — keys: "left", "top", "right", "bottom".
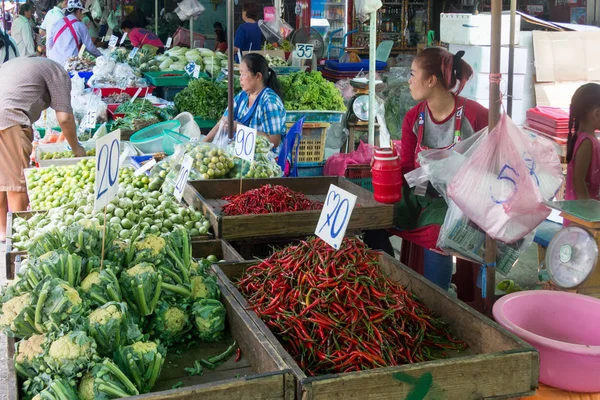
[
  {"left": 400, "top": 103, "right": 421, "bottom": 176},
  {"left": 463, "top": 99, "right": 489, "bottom": 132},
  {"left": 129, "top": 28, "right": 141, "bottom": 47}
]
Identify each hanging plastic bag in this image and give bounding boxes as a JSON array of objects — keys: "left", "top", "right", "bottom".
[
  {"left": 448, "top": 114, "right": 562, "bottom": 243},
  {"left": 212, "top": 120, "right": 230, "bottom": 150},
  {"left": 354, "top": 0, "right": 382, "bottom": 23},
  {"left": 91, "top": 0, "right": 102, "bottom": 20},
  {"left": 107, "top": 11, "right": 118, "bottom": 31},
  {"left": 174, "top": 0, "right": 205, "bottom": 21}
]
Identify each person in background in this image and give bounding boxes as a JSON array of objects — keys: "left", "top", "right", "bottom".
[
  {"left": 47, "top": 0, "right": 101, "bottom": 66},
  {"left": 82, "top": 8, "right": 99, "bottom": 44},
  {"left": 363, "top": 47, "right": 488, "bottom": 291},
  {"left": 120, "top": 19, "right": 163, "bottom": 50},
  {"left": 204, "top": 53, "right": 286, "bottom": 149},
  {"left": 214, "top": 21, "right": 227, "bottom": 52},
  {"left": 1, "top": 6, "right": 14, "bottom": 32},
  {"left": 0, "top": 29, "right": 18, "bottom": 63},
  {"left": 11, "top": 3, "right": 36, "bottom": 56},
  {"left": 0, "top": 57, "right": 86, "bottom": 241},
  {"left": 565, "top": 83, "right": 600, "bottom": 203},
  {"left": 234, "top": 2, "right": 262, "bottom": 55},
  {"left": 40, "top": 0, "right": 66, "bottom": 37}
]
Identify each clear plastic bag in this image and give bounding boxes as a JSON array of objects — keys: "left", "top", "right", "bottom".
[
  {"left": 448, "top": 114, "right": 562, "bottom": 243},
  {"left": 174, "top": 112, "right": 201, "bottom": 141},
  {"left": 212, "top": 120, "right": 230, "bottom": 150},
  {"left": 174, "top": 0, "right": 205, "bottom": 21},
  {"left": 354, "top": 0, "right": 382, "bottom": 23}
]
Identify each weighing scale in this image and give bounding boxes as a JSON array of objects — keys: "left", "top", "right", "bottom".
[
  {"left": 545, "top": 200, "right": 600, "bottom": 298},
  {"left": 342, "top": 78, "right": 382, "bottom": 152}
]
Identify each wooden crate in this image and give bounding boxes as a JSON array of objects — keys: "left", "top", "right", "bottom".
[
  {"left": 4, "top": 207, "right": 217, "bottom": 280},
  {"left": 183, "top": 177, "right": 394, "bottom": 241},
  {"left": 212, "top": 256, "right": 540, "bottom": 400},
  {"left": 5, "top": 273, "right": 295, "bottom": 400}
]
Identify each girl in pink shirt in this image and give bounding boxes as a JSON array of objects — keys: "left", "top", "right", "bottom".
[{"left": 565, "top": 83, "right": 600, "bottom": 201}]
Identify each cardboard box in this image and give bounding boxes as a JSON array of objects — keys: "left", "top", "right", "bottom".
[
  {"left": 449, "top": 44, "right": 528, "bottom": 75},
  {"left": 534, "top": 81, "right": 588, "bottom": 108},
  {"left": 463, "top": 73, "right": 526, "bottom": 101},
  {"left": 441, "top": 13, "right": 521, "bottom": 46},
  {"left": 532, "top": 31, "right": 600, "bottom": 82}
]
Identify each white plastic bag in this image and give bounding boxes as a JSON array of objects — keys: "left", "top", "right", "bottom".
[
  {"left": 212, "top": 120, "right": 230, "bottom": 150},
  {"left": 174, "top": 112, "right": 201, "bottom": 141},
  {"left": 91, "top": 0, "right": 102, "bottom": 20},
  {"left": 354, "top": 0, "right": 382, "bottom": 23},
  {"left": 448, "top": 114, "right": 562, "bottom": 243},
  {"left": 174, "top": 0, "right": 205, "bottom": 21}
]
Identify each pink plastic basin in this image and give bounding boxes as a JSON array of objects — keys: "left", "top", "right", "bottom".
[{"left": 493, "top": 290, "right": 600, "bottom": 392}]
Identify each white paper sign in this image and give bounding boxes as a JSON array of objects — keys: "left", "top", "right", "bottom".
[
  {"left": 315, "top": 184, "right": 357, "bottom": 250},
  {"left": 134, "top": 158, "right": 157, "bottom": 176},
  {"left": 173, "top": 155, "right": 193, "bottom": 202},
  {"left": 233, "top": 124, "right": 256, "bottom": 163},
  {"left": 108, "top": 35, "right": 118, "bottom": 47},
  {"left": 165, "top": 37, "right": 172, "bottom": 48},
  {"left": 78, "top": 44, "right": 86, "bottom": 58},
  {"left": 120, "top": 32, "right": 128, "bottom": 44},
  {"left": 295, "top": 43, "right": 314, "bottom": 59},
  {"left": 130, "top": 87, "right": 143, "bottom": 103},
  {"left": 83, "top": 111, "right": 97, "bottom": 129},
  {"left": 185, "top": 62, "right": 196, "bottom": 76},
  {"left": 129, "top": 47, "right": 139, "bottom": 59},
  {"left": 193, "top": 64, "right": 201, "bottom": 78},
  {"left": 94, "top": 130, "right": 121, "bottom": 211}
]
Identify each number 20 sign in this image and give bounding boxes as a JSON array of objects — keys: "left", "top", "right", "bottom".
[
  {"left": 94, "top": 130, "right": 121, "bottom": 211},
  {"left": 315, "top": 184, "right": 357, "bottom": 250}
]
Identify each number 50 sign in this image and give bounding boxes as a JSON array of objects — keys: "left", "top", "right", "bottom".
[
  {"left": 316, "top": 184, "right": 357, "bottom": 249},
  {"left": 94, "top": 130, "right": 121, "bottom": 211}
]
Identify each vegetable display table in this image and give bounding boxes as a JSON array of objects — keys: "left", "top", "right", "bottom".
[{"left": 214, "top": 254, "right": 540, "bottom": 399}]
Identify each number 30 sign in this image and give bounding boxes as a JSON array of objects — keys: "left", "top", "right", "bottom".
[{"left": 315, "top": 184, "right": 357, "bottom": 249}]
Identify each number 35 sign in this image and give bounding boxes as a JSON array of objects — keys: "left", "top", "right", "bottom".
[
  {"left": 316, "top": 184, "right": 357, "bottom": 249},
  {"left": 94, "top": 130, "right": 121, "bottom": 211}
]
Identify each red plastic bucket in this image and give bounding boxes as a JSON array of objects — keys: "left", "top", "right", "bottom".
[{"left": 372, "top": 152, "right": 402, "bottom": 204}]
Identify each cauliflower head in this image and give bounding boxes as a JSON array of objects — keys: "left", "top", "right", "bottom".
[
  {"left": 0, "top": 293, "right": 32, "bottom": 331},
  {"left": 45, "top": 331, "right": 98, "bottom": 377},
  {"left": 89, "top": 304, "right": 122, "bottom": 326}
]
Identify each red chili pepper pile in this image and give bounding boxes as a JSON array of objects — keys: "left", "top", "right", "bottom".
[
  {"left": 238, "top": 237, "right": 466, "bottom": 375},
  {"left": 221, "top": 185, "right": 322, "bottom": 216}
]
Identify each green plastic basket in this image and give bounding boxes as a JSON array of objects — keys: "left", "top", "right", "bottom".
[
  {"left": 144, "top": 71, "right": 191, "bottom": 87},
  {"left": 193, "top": 116, "right": 218, "bottom": 129}
]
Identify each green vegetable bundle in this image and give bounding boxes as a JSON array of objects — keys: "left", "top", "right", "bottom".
[
  {"left": 174, "top": 79, "right": 229, "bottom": 120},
  {"left": 279, "top": 72, "right": 346, "bottom": 111}
]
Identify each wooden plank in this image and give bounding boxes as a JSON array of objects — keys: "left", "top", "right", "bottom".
[
  {"left": 213, "top": 259, "right": 539, "bottom": 400},
  {"left": 191, "top": 240, "right": 243, "bottom": 262},
  {"left": 6, "top": 337, "right": 19, "bottom": 400},
  {"left": 190, "top": 177, "right": 338, "bottom": 199}
]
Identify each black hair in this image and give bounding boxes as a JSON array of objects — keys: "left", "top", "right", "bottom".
[
  {"left": 242, "top": 53, "right": 283, "bottom": 100},
  {"left": 121, "top": 20, "right": 136, "bottom": 30},
  {"left": 214, "top": 21, "right": 223, "bottom": 30},
  {"left": 567, "top": 83, "right": 600, "bottom": 162},
  {"left": 242, "top": 3, "right": 259, "bottom": 20},
  {"left": 19, "top": 3, "right": 33, "bottom": 16},
  {"left": 215, "top": 28, "right": 226, "bottom": 43},
  {"left": 0, "top": 30, "right": 17, "bottom": 62}
]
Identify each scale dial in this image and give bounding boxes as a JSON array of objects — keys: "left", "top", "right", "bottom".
[
  {"left": 545, "top": 226, "right": 599, "bottom": 289},
  {"left": 352, "top": 95, "right": 370, "bottom": 121}
]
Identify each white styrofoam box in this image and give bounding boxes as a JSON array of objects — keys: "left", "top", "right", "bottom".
[
  {"left": 476, "top": 98, "right": 526, "bottom": 126},
  {"left": 440, "top": 13, "right": 521, "bottom": 46},
  {"left": 448, "top": 44, "right": 528, "bottom": 75},
  {"left": 462, "top": 73, "right": 526, "bottom": 101},
  {"left": 519, "top": 31, "right": 535, "bottom": 96}
]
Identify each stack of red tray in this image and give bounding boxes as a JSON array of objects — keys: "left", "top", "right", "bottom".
[{"left": 525, "top": 106, "right": 570, "bottom": 140}]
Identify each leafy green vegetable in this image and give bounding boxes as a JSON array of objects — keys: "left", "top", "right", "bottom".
[
  {"left": 184, "top": 360, "right": 203, "bottom": 376},
  {"left": 113, "top": 341, "right": 166, "bottom": 393},
  {"left": 79, "top": 269, "right": 123, "bottom": 309},
  {"left": 191, "top": 299, "right": 226, "bottom": 342},
  {"left": 88, "top": 302, "right": 143, "bottom": 357},
  {"left": 78, "top": 358, "right": 139, "bottom": 400},
  {"left": 33, "top": 377, "right": 80, "bottom": 400},
  {"left": 174, "top": 79, "right": 230, "bottom": 120},
  {"left": 147, "top": 301, "right": 191, "bottom": 346},
  {"left": 119, "top": 263, "right": 162, "bottom": 316},
  {"left": 44, "top": 330, "right": 99, "bottom": 378},
  {"left": 279, "top": 72, "right": 346, "bottom": 111},
  {"left": 33, "top": 277, "right": 85, "bottom": 334}
]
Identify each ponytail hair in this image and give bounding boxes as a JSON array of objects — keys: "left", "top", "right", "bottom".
[
  {"left": 414, "top": 47, "right": 474, "bottom": 94},
  {"left": 241, "top": 53, "right": 284, "bottom": 100},
  {"left": 567, "top": 82, "right": 600, "bottom": 162}
]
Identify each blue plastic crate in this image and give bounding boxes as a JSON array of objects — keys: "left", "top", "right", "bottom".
[{"left": 296, "top": 162, "right": 325, "bottom": 177}]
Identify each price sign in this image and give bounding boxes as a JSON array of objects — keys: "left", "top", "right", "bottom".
[
  {"left": 94, "top": 130, "right": 121, "bottom": 211},
  {"left": 134, "top": 158, "right": 157, "bottom": 176},
  {"left": 120, "top": 32, "right": 128, "bottom": 45},
  {"left": 185, "top": 62, "right": 196, "bottom": 76},
  {"left": 295, "top": 43, "right": 314, "bottom": 59},
  {"left": 193, "top": 64, "right": 201, "bottom": 78},
  {"left": 315, "top": 184, "right": 357, "bottom": 249},
  {"left": 165, "top": 37, "right": 172, "bottom": 48},
  {"left": 83, "top": 111, "right": 97, "bottom": 129},
  {"left": 129, "top": 47, "right": 139, "bottom": 59},
  {"left": 233, "top": 124, "right": 256, "bottom": 163},
  {"left": 130, "top": 87, "right": 143, "bottom": 103},
  {"left": 78, "top": 44, "right": 87, "bottom": 58},
  {"left": 173, "top": 155, "right": 193, "bottom": 202},
  {"left": 108, "top": 35, "right": 118, "bottom": 47}
]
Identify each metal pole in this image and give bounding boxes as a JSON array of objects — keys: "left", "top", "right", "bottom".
[
  {"left": 227, "top": 0, "right": 234, "bottom": 139},
  {"left": 155, "top": 0, "right": 158, "bottom": 34},
  {"left": 507, "top": 0, "right": 516, "bottom": 117},
  {"left": 484, "top": 0, "right": 502, "bottom": 318},
  {"left": 368, "top": 11, "right": 376, "bottom": 145}
]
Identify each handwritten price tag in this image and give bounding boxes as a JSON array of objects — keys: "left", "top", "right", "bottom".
[
  {"left": 108, "top": 35, "right": 118, "bottom": 47},
  {"left": 295, "top": 43, "right": 314, "bottom": 59},
  {"left": 94, "top": 130, "right": 121, "bottom": 211},
  {"left": 130, "top": 87, "right": 143, "bottom": 103},
  {"left": 165, "top": 37, "right": 172, "bottom": 48},
  {"left": 173, "top": 155, "right": 193, "bottom": 202},
  {"left": 120, "top": 32, "right": 128, "bottom": 45},
  {"left": 234, "top": 124, "right": 256, "bottom": 163},
  {"left": 78, "top": 44, "right": 87, "bottom": 58},
  {"left": 83, "top": 111, "right": 97, "bottom": 129},
  {"left": 315, "top": 184, "right": 357, "bottom": 249},
  {"left": 129, "top": 47, "right": 139, "bottom": 59},
  {"left": 134, "top": 158, "right": 157, "bottom": 176},
  {"left": 185, "top": 62, "right": 196, "bottom": 76},
  {"left": 193, "top": 64, "right": 201, "bottom": 78}
]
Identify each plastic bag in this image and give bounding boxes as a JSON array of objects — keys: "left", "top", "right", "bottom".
[
  {"left": 107, "top": 11, "right": 118, "bottom": 31},
  {"left": 174, "top": 112, "right": 201, "bottom": 141},
  {"left": 448, "top": 114, "right": 562, "bottom": 243},
  {"left": 212, "top": 120, "right": 230, "bottom": 150},
  {"left": 174, "top": 0, "right": 205, "bottom": 21},
  {"left": 91, "top": 0, "right": 102, "bottom": 20},
  {"left": 354, "top": 0, "right": 382, "bottom": 23},
  {"left": 71, "top": 74, "right": 86, "bottom": 97},
  {"left": 226, "top": 135, "right": 282, "bottom": 178}
]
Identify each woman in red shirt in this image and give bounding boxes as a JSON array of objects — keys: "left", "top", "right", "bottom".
[
  {"left": 121, "top": 20, "right": 164, "bottom": 49},
  {"left": 365, "top": 47, "right": 488, "bottom": 291}
]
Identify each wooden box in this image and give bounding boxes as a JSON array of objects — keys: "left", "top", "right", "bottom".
[
  {"left": 212, "top": 255, "right": 540, "bottom": 400},
  {"left": 184, "top": 177, "right": 395, "bottom": 241},
  {"left": 4, "top": 210, "right": 220, "bottom": 280},
  {"left": 5, "top": 273, "right": 295, "bottom": 400}
]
